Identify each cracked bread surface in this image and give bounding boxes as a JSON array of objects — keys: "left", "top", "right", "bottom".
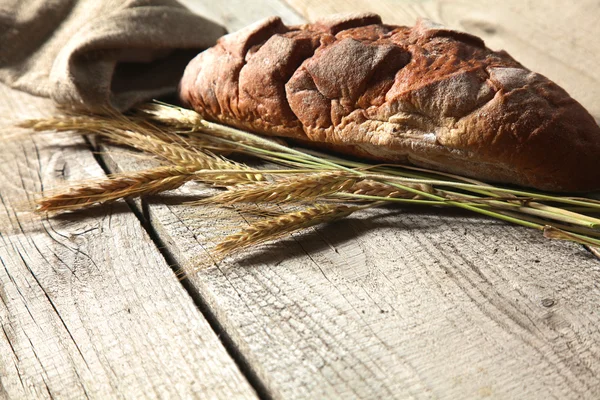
[{"left": 179, "top": 13, "right": 600, "bottom": 192}]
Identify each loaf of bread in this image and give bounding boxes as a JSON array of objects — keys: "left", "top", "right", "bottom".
[{"left": 179, "top": 13, "right": 600, "bottom": 192}]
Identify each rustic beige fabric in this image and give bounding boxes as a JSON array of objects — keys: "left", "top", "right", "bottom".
[{"left": 0, "top": 0, "right": 226, "bottom": 111}]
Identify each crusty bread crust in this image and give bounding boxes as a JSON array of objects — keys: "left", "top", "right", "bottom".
[{"left": 179, "top": 13, "right": 600, "bottom": 192}]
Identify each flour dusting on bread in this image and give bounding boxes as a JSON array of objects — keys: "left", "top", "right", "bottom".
[{"left": 180, "top": 13, "right": 600, "bottom": 192}]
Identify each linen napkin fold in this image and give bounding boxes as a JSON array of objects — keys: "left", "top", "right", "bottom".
[{"left": 0, "top": 0, "right": 226, "bottom": 112}]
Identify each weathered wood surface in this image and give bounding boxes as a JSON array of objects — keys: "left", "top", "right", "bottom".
[
  {"left": 97, "top": 0, "right": 600, "bottom": 399},
  {"left": 3, "top": 0, "right": 600, "bottom": 399},
  {"left": 0, "top": 85, "right": 257, "bottom": 399}
]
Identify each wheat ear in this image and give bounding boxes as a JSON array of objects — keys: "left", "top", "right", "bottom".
[
  {"left": 135, "top": 103, "right": 290, "bottom": 148},
  {"left": 136, "top": 103, "right": 203, "bottom": 130},
  {"left": 17, "top": 115, "right": 114, "bottom": 133},
  {"left": 214, "top": 204, "right": 362, "bottom": 257},
  {"left": 19, "top": 111, "right": 263, "bottom": 185},
  {"left": 344, "top": 180, "right": 432, "bottom": 199},
  {"left": 195, "top": 172, "right": 359, "bottom": 206},
  {"left": 97, "top": 129, "right": 263, "bottom": 185},
  {"left": 37, "top": 166, "right": 197, "bottom": 212},
  {"left": 17, "top": 109, "right": 206, "bottom": 148}
]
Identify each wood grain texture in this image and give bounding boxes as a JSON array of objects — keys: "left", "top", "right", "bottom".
[
  {"left": 100, "top": 1, "right": 600, "bottom": 399},
  {"left": 0, "top": 84, "right": 257, "bottom": 399},
  {"left": 181, "top": 0, "right": 304, "bottom": 31}
]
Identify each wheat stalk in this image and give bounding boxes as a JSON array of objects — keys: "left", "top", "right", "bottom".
[
  {"left": 136, "top": 102, "right": 203, "bottom": 130},
  {"left": 342, "top": 180, "right": 433, "bottom": 199},
  {"left": 214, "top": 204, "right": 365, "bottom": 257},
  {"left": 20, "top": 111, "right": 264, "bottom": 186},
  {"left": 17, "top": 114, "right": 122, "bottom": 133},
  {"left": 18, "top": 108, "right": 218, "bottom": 151},
  {"left": 98, "top": 129, "right": 263, "bottom": 185},
  {"left": 37, "top": 166, "right": 198, "bottom": 212},
  {"left": 102, "top": 124, "right": 234, "bottom": 154},
  {"left": 19, "top": 110, "right": 262, "bottom": 185},
  {"left": 136, "top": 103, "right": 290, "bottom": 148},
  {"left": 18, "top": 102, "right": 600, "bottom": 258},
  {"left": 195, "top": 171, "right": 358, "bottom": 206}
]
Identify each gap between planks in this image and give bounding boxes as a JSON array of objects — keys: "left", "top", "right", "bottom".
[
  {"left": 0, "top": 84, "right": 257, "bottom": 399},
  {"left": 89, "top": 141, "right": 274, "bottom": 400},
  {"left": 98, "top": 0, "right": 600, "bottom": 398}
]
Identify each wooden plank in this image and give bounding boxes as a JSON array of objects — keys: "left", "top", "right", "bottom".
[
  {"left": 182, "top": 0, "right": 304, "bottom": 31},
  {"left": 0, "top": 84, "right": 257, "bottom": 399},
  {"left": 100, "top": 1, "right": 600, "bottom": 399}
]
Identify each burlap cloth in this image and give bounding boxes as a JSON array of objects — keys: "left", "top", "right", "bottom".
[{"left": 0, "top": 0, "right": 226, "bottom": 112}]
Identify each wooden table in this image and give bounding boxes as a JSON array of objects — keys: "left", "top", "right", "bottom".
[{"left": 2, "top": 1, "right": 600, "bottom": 398}]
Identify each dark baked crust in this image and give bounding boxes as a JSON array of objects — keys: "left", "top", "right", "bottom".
[{"left": 179, "top": 13, "right": 600, "bottom": 192}]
